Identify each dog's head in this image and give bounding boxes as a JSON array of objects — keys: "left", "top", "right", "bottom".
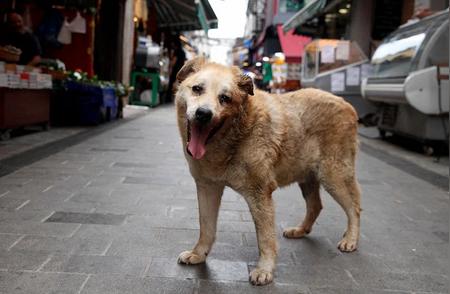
[{"left": 175, "top": 57, "right": 254, "bottom": 160}]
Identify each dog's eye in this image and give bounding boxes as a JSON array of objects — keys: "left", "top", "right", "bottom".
[
  {"left": 219, "top": 94, "right": 231, "bottom": 104},
  {"left": 192, "top": 85, "right": 203, "bottom": 94}
]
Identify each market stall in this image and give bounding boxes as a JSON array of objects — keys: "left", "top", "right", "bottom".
[
  {"left": 301, "top": 39, "right": 377, "bottom": 122},
  {"left": 0, "top": 1, "right": 132, "bottom": 139},
  {"left": 0, "top": 59, "right": 52, "bottom": 140},
  {"left": 361, "top": 10, "right": 449, "bottom": 146}
]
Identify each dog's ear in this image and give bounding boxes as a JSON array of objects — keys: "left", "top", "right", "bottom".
[
  {"left": 176, "top": 57, "right": 206, "bottom": 83},
  {"left": 238, "top": 74, "right": 254, "bottom": 96}
]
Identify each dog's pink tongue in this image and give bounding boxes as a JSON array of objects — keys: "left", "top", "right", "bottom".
[{"left": 188, "top": 124, "right": 209, "bottom": 160}]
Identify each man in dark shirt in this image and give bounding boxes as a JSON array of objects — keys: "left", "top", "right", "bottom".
[
  {"left": 164, "top": 38, "right": 186, "bottom": 103},
  {"left": 1, "top": 12, "right": 41, "bottom": 65}
]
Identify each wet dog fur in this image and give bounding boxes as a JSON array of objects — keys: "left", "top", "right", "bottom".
[{"left": 174, "top": 57, "right": 361, "bottom": 285}]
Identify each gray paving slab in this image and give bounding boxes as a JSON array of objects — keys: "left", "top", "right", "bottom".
[
  {"left": 11, "top": 234, "right": 111, "bottom": 255},
  {"left": 41, "top": 255, "right": 148, "bottom": 275},
  {"left": 0, "top": 250, "right": 51, "bottom": 271},
  {"left": 146, "top": 258, "right": 249, "bottom": 282},
  {"left": 0, "top": 234, "right": 23, "bottom": 250},
  {"left": 197, "top": 280, "right": 311, "bottom": 294},
  {"left": 80, "top": 275, "right": 195, "bottom": 294},
  {"left": 0, "top": 106, "right": 447, "bottom": 293},
  {"left": 0, "top": 271, "right": 87, "bottom": 294},
  {"left": 45, "top": 211, "right": 127, "bottom": 225}
]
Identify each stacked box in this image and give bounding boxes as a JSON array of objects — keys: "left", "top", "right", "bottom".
[
  {"left": 28, "top": 73, "right": 38, "bottom": 89},
  {"left": 38, "top": 74, "right": 52, "bottom": 89},
  {"left": 7, "top": 73, "right": 20, "bottom": 88},
  {"left": 19, "top": 72, "right": 29, "bottom": 88},
  {"left": 0, "top": 73, "right": 7, "bottom": 87}
]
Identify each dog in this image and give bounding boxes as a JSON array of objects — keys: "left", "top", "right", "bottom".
[{"left": 174, "top": 57, "right": 361, "bottom": 285}]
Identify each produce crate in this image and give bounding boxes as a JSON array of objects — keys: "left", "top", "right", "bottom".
[{"left": 52, "top": 81, "right": 118, "bottom": 126}]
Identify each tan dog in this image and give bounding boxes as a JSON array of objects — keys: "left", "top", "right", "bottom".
[{"left": 175, "top": 58, "right": 361, "bottom": 285}]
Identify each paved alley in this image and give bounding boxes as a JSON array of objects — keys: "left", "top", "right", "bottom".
[{"left": 0, "top": 106, "right": 448, "bottom": 293}]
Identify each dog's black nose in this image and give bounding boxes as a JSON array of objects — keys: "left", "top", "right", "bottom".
[{"left": 195, "top": 107, "right": 213, "bottom": 124}]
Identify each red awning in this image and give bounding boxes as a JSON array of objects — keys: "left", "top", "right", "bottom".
[{"left": 276, "top": 25, "right": 311, "bottom": 63}]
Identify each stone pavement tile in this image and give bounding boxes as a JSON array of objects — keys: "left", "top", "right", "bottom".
[
  {"left": 0, "top": 271, "right": 87, "bottom": 294},
  {"left": 0, "top": 221, "right": 80, "bottom": 237},
  {"left": 308, "top": 287, "right": 410, "bottom": 294},
  {"left": 12, "top": 235, "right": 111, "bottom": 255},
  {"left": 0, "top": 250, "right": 50, "bottom": 271},
  {"left": 381, "top": 250, "right": 447, "bottom": 276},
  {"left": 86, "top": 176, "right": 128, "bottom": 188},
  {"left": 273, "top": 264, "right": 356, "bottom": 289},
  {"left": 0, "top": 234, "right": 22, "bottom": 250},
  {"left": 0, "top": 209, "right": 53, "bottom": 223},
  {"left": 92, "top": 200, "right": 168, "bottom": 215},
  {"left": 19, "top": 200, "right": 95, "bottom": 213},
  {"left": 101, "top": 231, "right": 165, "bottom": 257},
  {"left": 45, "top": 211, "right": 126, "bottom": 226},
  {"left": 72, "top": 223, "right": 158, "bottom": 243},
  {"left": 349, "top": 269, "right": 448, "bottom": 292},
  {"left": 197, "top": 280, "right": 311, "bottom": 294},
  {"left": 73, "top": 186, "right": 115, "bottom": 197},
  {"left": 155, "top": 228, "right": 244, "bottom": 248},
  {"left": 123, "top": 175, "right": 180, "bottom": 186},
  {"left": 80, "top": 274, "right": 195, "bottom": 294},
  {"left": 41, "top": 255, "right": 148, "bottom": 276},
  {"left": 145, "top": 257, "right": 249, "bottom": 282},
  {"left": 103, "top": 228, "right": 243, "bottom": 259},
  {"left": 137, "top": 197, "right": 198, "bottom": 209},
  {"left": 0, "top": 189, "right": 70, "bottom": 204},
  {"left": 112, "top": 162, "right": 155, "bottom": 169},
  {"left": 0, "top": 196, "right": 29, "bottom": 210},
  {"left": 0, "top": 179, "right": 55, "bottom": 195},
  {"left": 206, "top": 244, "right": 260, "bottom": 263}
]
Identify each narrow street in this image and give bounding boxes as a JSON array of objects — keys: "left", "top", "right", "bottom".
[{"left": 0, "top": 106, "right": 448, "bottom": 293}]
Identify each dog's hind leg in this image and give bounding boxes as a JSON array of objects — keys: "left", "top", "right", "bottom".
[
  {"left": 320, "top": 166, "right": 361, "bottom": 252},
  {"left": 178, "top": 181, "right": 224, "bottom": 264},
  {"left": 283, "top": 177, "right": 322, "bottom": 238}
]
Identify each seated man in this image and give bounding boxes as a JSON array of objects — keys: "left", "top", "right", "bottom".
[{"left": 1, "top": 12, "right": 41, "bottom": 66}]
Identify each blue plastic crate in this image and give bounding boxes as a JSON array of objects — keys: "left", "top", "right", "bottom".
[
  {"left": 63, "top": 81, "right": 118, "bottom": 124},
  {"left": 101, "top": 87, "right": 118, "bottom": 121}
]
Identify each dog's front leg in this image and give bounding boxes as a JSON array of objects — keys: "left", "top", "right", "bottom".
[
  {"left": 245, "top": 192, "right": 277, "bottom": 285},
  {"left": 178, "top": 181, "right": 224, "bottom": 265}
]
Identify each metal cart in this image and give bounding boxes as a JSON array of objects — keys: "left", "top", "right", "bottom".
[
  {"left": 301, "top": 39, "right": 377, "bottom": 122},
  {"left": 361, "top": 10, "right": 449, "bottom": 147}
]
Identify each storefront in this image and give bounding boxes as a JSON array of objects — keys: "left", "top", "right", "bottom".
[
  {"left": 0, "top": 0, "right": 134, "bottom": 139},
  {"left": 0, "top": 0, "right": 217, "bottom": 140}
]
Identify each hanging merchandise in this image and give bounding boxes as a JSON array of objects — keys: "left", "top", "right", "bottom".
[
  {"left": 36, "top": 9, "right": 65, "bottom": 48},
  {"left": 68, "top": 12, "right": 86, "bottom": 34},
  {"left": 57, "top": 20, "right": 72, "bottom": 44}
]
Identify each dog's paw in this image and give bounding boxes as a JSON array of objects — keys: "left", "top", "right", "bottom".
[
  {"left": 177, "top": 250, "right": 206, "bottom": 265},
  {"left": 282, "top": 226, "right": 309, "bottom": 238},
  {"left": 337, "top": 236, "right": 358, "bottom": 252},
  {"left": 249, "top": 268, "right": 273, "bottom": 286}
]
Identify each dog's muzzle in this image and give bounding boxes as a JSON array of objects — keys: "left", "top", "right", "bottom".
[{"left": 195, "top": 107, "right": 213, "bottom": 125}]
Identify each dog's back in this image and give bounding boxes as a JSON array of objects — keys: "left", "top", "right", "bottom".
[{"left": 248, "top": 87, "right": 358, "bottom": 187}]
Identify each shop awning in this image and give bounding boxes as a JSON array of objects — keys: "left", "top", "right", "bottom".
[
  {"left": 277, "top": 25, "right": 311, "bottom": 62},
  {"left": 282, "top": 0, "right": 327, "bottom": 33},
  {"left": 152, "top": 0, "right": 218, "bottom": 33}
]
